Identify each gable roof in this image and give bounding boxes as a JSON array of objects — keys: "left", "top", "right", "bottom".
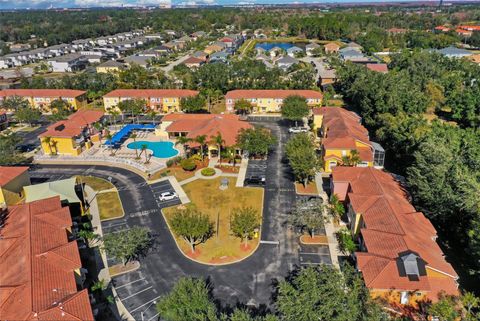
[
  {"left": 163, "top": 114, "right": 252, "bottom": 147},
  {"left": 331, "top": 167, "right": 459, "bottom": 300},
  {"left": 39, "top": 109, "right": 104, "bottom": 138},
  {"left": 183, "top": 56, "right": 204, "bottom": 65},
  {"left": 0, "top": 166, "right": 29, "bottom": 186},
  {"left": 315, "top": 107, "right": 372, "bottom": 159},
  {"left": 98, "top": 60, "right": 124, "bottom": 68},
  {"left": 104, "top": 89, "right": 198, "bottom": 98},
  {"left": 276, "top": 55, "right": 298, "bottom": 65},
  {"left": 0, "top": 89, "right": 85, "bottom": 99},
  {"left": 0, "top": 197, "right": 94, "bottom": 321},
  {"left": 226, "top": 89, "right": 323, "bottom": 100},
  {"left": 366, "top": 63, "right": 388, "bottom": 73}
]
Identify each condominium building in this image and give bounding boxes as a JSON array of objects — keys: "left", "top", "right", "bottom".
[
  {"left": 103, "top": 89, "right": 199, "bottom": 113},
  {"left": 0, "top": 89, "right": 87, "bottom": 112},
  {"left": 225, "top": 89, "right": 323, "bottom": 113}
]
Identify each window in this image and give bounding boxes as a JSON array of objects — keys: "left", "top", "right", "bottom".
[
  {"left": 227, "top": 99, "right": 232, "bottom": 103},
  {"left": 358, "top": 161, "right": 369, "bottom": 167},
  {"left": 341, "top": 150, "right": 347, "bottom": 156},
  {"left": 400, "top": 292, "right": 409, "bottom": 305},
  {"left": 329, "top": 161, "right": 337, "bottom": 171}
]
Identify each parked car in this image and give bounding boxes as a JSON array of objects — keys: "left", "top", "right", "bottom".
[
  {"left": 244, "top": 175, "right": 266, "bottom": 186},
  {"left": 288, "top": 127, "right": 309, "bottom": 133},
  {"left": 15, "top": 143, "right": 37, "bottom": 152},
  {"left": 159, "top": 191, "right": 178, "bottom": 201}
]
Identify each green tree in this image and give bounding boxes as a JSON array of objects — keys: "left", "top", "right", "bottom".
[
  {"left": 341, "top": 149, "right": 361, "bottom": 166},
  {"left": 130, "top": 132, "right": 139, "bottom": 159},
  {"left": 49, "top": 99, "right": 72, "bottom": 121},
  {"left": 15, "top": 107, "right": 41, "bottom": 126},
  {"left": 1, "top": 95, "right": 30, "bottom": 111},
  {"left": 0, "top": 132, "right": 23, "bottom": 165},
  {"left": 234, "top": 99, "right": 253, "bottom": 115},
  {"left": 236, "top": 127, "right": 276, "bottom": 158},
  {"left": 230, "top": 207, "right": 259, "bottom": 247},
  {"left": 281, "top": 95, "right": 310, "bottom": 126},
  {"left": 336, "top": 227, "right": 356, "bottom": 255},
  {"left": 102, "top": 227, "right": 151, "bottom": 265},
  {"left": 427, "top": 294, "right": 460, "bottom": 321},
  {"left": 180, "top": 95, "right": 206, "bottom": 113},
  {"left": 117, "top": 99, "right": 145, "bottom": 123},
  {"left": 285, "top": 133, "right": 319, "bottom": 186},
  {"left": 210, "top": 132, "right": 224, "bottom": 160},
  {"left": 276, "top": 264, "right": 387, "bottom": 321},
  {"left": 175, "top": 136, "right": 192, "bottom": 155},
  {"left": 156, "top": 277, "right": 217, "bottom": 321},
  {"left": 194, "top": 134, "right": 207, "bottom": 161},
  {"left": 290, "top": 199, "right": 324, "bottom": 238},
  {"left": 169, "top": 207, "right": 213, "bottom": 253},
  {"left": 329, "top": 194, "right": 345, "bottom": 224},
  {"left": 462, "top": 292, "right": 480, "bottom": 321}
]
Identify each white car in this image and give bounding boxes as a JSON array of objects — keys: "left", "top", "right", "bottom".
[
  {"left": 288, "top": 127, "right": 309, "bottom": 133},
  {"left": 159, "top": 192, "right": 178, "bottom": 201}
]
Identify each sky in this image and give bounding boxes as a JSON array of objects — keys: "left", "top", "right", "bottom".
[{"left": 0, "top": 0, "right": 448, "bottom": 9}]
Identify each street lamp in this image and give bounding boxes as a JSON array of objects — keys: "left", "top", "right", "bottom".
[{"left": 141, "top": 300, "right": 157, "bottom": 321}]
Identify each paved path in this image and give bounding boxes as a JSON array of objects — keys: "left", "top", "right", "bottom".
[
  {"left": 315, "top": 173, "right": 340, "bottom": 268},
  {"left": 236, "top": 157, "right": 248, "bottom": 187},
  {"left": 28, "top": 122, "right": 299, "bottom": 318},
  {"left": 161, "top": 52, "right": 192, "bottom": 73}
]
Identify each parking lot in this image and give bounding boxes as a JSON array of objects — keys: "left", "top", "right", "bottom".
[
  {"left": 112, "top": 270, "right": 161, "bottom": 321},
  {"left": 244, "top": 159, "right": 267, "bottom": 186},
  {"left": 298, "top": 244, "right": 332, "bottom": 266},
  {"left": 149, "top": 180, "right": 182, "bottom": 208}
]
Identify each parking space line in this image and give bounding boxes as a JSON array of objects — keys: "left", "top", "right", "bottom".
[
  {"left": 298, "top": 252, "right": 321, "bottom": 256},
  {"left": 147, "top": 312, "right": 160, "bottom": 321},
  {"left": 120, "top": 286, "right": 154, "bottom": 301},
  {"left": 300, "top": 262, "right": 322, "bottom": 265},
  {"left": 115, "top": 277, "right": 146, "bottom": 289},
  {"left": 129, "top": 295, "right": 162, "bottom": 313}
]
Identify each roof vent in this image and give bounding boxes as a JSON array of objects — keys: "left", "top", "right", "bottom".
[{"left": 397, "top": 251, "right": 426, "bottom": 281}]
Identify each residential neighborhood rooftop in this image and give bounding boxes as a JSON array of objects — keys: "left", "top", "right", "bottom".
[
  {"left": 39, "top": 109, "right": 104, "bottom": 138},
  {"left": 0, "top": 166, "right": 29, "bottom": 186}
]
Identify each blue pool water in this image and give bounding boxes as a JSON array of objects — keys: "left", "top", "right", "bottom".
[
  {"left": 254, "top": 42, "right": 306, "bottom": 51},
  {"left": 127, "top": 141, "right": 179, "bottom": 159}
]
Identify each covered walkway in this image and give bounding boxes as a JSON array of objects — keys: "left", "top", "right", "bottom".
[{"left": 105, "top": 124, "right": 156, "bottom": 147}]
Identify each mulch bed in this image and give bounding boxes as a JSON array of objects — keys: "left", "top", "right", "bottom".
[{"left": 300, "top": 235, "right": 329, "bottom": 245}]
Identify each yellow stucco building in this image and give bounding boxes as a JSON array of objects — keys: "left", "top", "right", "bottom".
[
  {"left": 96, "top": 60, "right": 125, "bottom": 73},
  {"left": 0, "top": 89, "right": 87, "bottom": 112},
  {"left": 314, "top": 107, "right": 384, "bottom": 172},
  {"left": 39, "top": 109, "right": 104, "bottom": 156},
  {"left": 103, "top": 89, "right": 200, "bottom": 114},
  {"left": 0, "top": 166, "right": 31, "bottom": 207},
  {"left": 225, "top": 89, "right": 323, "bottom": 113}
]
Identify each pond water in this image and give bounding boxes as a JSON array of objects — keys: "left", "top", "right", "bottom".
[{"left": 254, "top": 42, "right": 307, "bottom": 51}]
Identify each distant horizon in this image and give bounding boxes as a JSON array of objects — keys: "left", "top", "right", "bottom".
[{"left": 0, "top": 0, "right": 474, "bottom": 10}]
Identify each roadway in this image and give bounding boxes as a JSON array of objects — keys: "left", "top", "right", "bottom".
[{"left": 28, "top": 120, "right": 330, "bottom": 320}]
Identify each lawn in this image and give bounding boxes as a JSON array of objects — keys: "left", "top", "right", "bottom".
[
  {"left": 77, "top": 175, "right": 115, "bottom": 191},
  {"left": 163, "top": 177, "right": 264, "bottom": 264},
  {"left": 295, "top": 182, "right": 319, "bottom": 196},
  {"left": 96, "top": 192, "right": 125, "bottom": 221}
]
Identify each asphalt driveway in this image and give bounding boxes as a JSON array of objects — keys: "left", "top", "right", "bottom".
[{"left": 28, "top": 120, "right": 312, "bottom": 317}]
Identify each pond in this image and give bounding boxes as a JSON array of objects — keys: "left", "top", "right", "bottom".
[
  {"left": 127, "top": 141, "right": 179, "bottom": 159},
  {"left": 254, "top": 42, "right": 307, "bottom": 51}
]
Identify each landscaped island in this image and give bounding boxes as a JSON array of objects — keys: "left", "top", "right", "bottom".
[{"left": 163, "top": 177, "right": 264, "bottom": 264}]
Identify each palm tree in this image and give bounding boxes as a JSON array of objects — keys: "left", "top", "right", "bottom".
[
  {"left": 141, "top": 144, "right": 149, "bottom": 164},
  {"left": 223, "top": 146, "right": 237, "bottom": 167},
  {"left": 210, "top": 132, "right": 224, "bottom": 161},
  {"left": 329, "top": 194, "right": 345, "bottom": 224},
  {"left": 43, "top": 137, "right": 53, "bottom": 155},
  {"left": 105, "top": 133, "right": 115, "bottom": 156},
  {"left": 131, "top": 132, "right": 139, "bottom": 159},
  {"left": 341, "top": 149, "right": 361, "bottom": 167},
  {"left": 194, "top": 135, "right": 207, "bottom": 161},
  {"left": 109, "top": 109, "right": 121, "bottom": 125},
  {"left": 175, "top": 135, "right": 192, "bottom": 155},
  {"left": 147, "top": 109, "right": 157, "bottom": 125}
]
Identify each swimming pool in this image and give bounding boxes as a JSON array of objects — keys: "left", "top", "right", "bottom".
[{"left": 127, "top": 141, "right": 179, "bottom": 159}]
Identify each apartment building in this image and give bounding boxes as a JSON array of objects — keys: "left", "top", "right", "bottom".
[
  {"left": 103, "top": 89, "right": 199, "bottom": 113},
  {"left": 0, "top": 89, "right": 87, "bottom": 112},
  {"left": 313, "top": 107, "right": 384, "bottom": 172},
  {"left": 331, "top": 167, "right": 459, "bottom": 306},
  {"left": 225, "top": 89, "right": 323, "bottom": 113}
]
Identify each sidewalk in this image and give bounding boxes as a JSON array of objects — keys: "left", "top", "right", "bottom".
[
  {"left": 315, "top": 173, "right": 340, "bottom": 268},
  {"left": 85, "top": 186, "right": 135, "bottom": 321},
  {"left": 235, "top": 157, "right": 248, "bottom": 187}
]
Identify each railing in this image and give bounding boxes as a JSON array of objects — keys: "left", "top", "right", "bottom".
[{"left": 34, "top": 152, "right": 165, "bottom": 175}]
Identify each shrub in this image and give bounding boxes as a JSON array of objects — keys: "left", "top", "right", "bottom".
[
  {"left": 181, "top": 158, "right": 197, "bottom": 171},
  {"left": 201, "top": 167, "right": 215, "bottom": 176},
  {"left": 190, "top": 154, "right": 202, "bottom": 162},
  {"left": 167, "top": 156, "right": 183, "bottom": 167}
]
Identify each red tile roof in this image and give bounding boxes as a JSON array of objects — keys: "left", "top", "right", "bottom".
[
  {"left": 103, "top": 89, "right": 199, "bottom": 98},
  {"left": 225, "top": 89, "right": 323, "bottom": 100},
  {"left": 164, "top": 113, "right": 252, "bottom": 147},
  {"left": 331, "top": 167, "right": 459, "bottom": 301},
  {"left": 0, "top": 197, "right": 94, "bottom": 321},
  {"left": 315, "top": 107, "right": 373, "bottom": 161},
  {"left": 39, "top": 109, "right": 104, "bottom": 138},
  {"left": 0, "top": 166, "right": 29, "bottom": 186},
  {"left": 183, "top": 57, "right": 204, "bottom": 65},
  {"left": 366, "top": 63, "right": 388, "bottom": 73},
  {"left": 0, "top": 89, "right": 86, "bottom": 98}
]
